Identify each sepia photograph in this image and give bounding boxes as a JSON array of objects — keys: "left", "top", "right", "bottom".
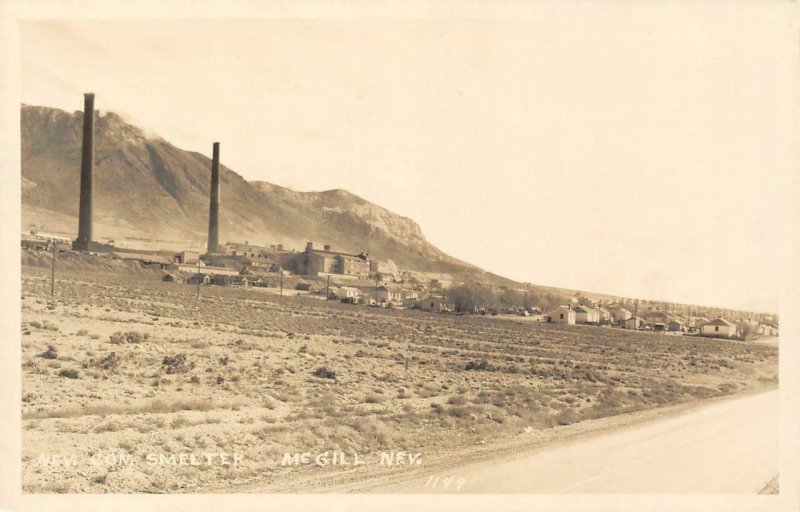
[{"left": 1, "top": 1, "right": 798, "bottom": 511}]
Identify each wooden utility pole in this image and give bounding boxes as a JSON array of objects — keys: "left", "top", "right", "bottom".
[
  {"left": 50, "top": 239, "right": 56, "bottom": 299},
  {"left": 279, "top": 266, "right": 283, "bottom": 296},
  {"left": 374, "top": 274, "right": 379, "bottom": 304},
  {"left": 523, "top": 282, "right": 529, "bottom": 311}
]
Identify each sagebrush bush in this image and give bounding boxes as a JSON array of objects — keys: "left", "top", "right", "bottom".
[
  {"left": 447, "top": 395, "right": 468, "bottom": 406},
  {"left": 162, "top": 354, "right": 191, "bottom": 374},
  {"left": 465, "top": 359, "right": 493, "bottom": 371},
  {"left": 38, "top": 345, "right": 58, "bottom": 360},
  {"left": 109, "top": 331, "right": 150, "bottom": 344},
  {"left": 312, "top": 366, "right": 336, "bottom": 380},
  {"left": 58, "top": 368, "right": 79, "bottom": 379},
  {"left": 83, "top": 352, "right": 120, "bottom": 371},
  {"left": 364, "top": 393, "right": 384, "bottom": 404}
]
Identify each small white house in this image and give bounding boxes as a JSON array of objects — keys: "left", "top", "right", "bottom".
[
  {"left": 625, "top": 316, "right": 642, "bottom": 330},
  {"left": 376, "top": 285, "right": 402, "bottom": 305},
  {"left": 574, "top": 305, "right": 600, "bottom": 325},
  {"left": 611, "top": 308, "right": 632, "bottom": 324},
  {"left": 700, "top": 317, "right": 737, "bottom": 338},
  {"left": 596, "top": 307, "right": 613, "bottom": 324},
  {"left": 547, "top": 305, "right": 576, "bottom": 325},
  {"left": 402, "top": 289, "right": 420, "bottom": 303},
  {"left": 334, "top": 286, "right": 360, "bottom": 299},
  {"left": 759, "top": 324, "right": 778, "bottom": 337},
  {"left": 668, "top": 318, "right": 687, "bottom": 332}
]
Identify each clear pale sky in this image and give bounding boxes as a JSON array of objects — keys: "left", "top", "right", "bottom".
[{"left": 18, "top": 9, "right": 794, "bottom": 312}]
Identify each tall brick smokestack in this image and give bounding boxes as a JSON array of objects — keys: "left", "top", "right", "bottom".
[
  {"left": 74, "top": 93, "right": 95, "bottom": 251},
  {"left": 207, "top": 142, "right": 220, "bottom": 254}
]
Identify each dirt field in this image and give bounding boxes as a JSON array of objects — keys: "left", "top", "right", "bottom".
[{"left": 20, "top": 266, "right": 779, "bottom": 493}]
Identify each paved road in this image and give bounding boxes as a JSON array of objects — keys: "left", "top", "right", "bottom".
[{"left": 373, "top": 390, "right": 778, "bottom": 494}]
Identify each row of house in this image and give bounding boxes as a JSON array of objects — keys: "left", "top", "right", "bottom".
[
  {"left": 545, "top": 303, "right": 775, "bottom": 340},
  {"left": 327, "top": 284, "right": 455, "bottom": 311},
  {"left": 302, "top": 281, "right": 456, "bottom": 312},
  {"left": 546, "top": 304, "right": 613, "bottom": 325},
  {"left": 293, "top": 280, "right": 457, "bottom": 312},
  {"left": 164, "top": 273, "right": 258, "bottom": 287}
]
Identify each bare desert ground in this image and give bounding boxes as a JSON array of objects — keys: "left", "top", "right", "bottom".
[{"left": 20, "top": 265, "right": 778, "bottom": 493}]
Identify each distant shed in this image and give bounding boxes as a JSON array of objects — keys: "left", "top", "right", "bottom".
[
  {"left": 162, "top": 272, "right": 183, "bottom": 283},
  {"left": 295, "top": 282, "right": 314, "bottom": 292}
]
